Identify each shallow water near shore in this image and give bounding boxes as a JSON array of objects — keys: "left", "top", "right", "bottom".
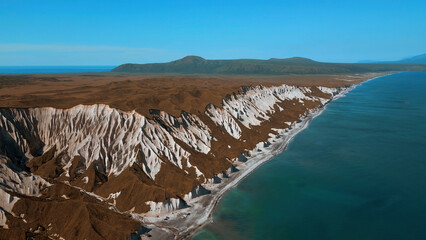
[{"left": 193, "top": 72, "right": 426, "bottom": 240}]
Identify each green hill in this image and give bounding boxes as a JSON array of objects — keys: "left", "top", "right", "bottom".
[{"left": 112, "top": 56, "right": 426, "bottom": 74}]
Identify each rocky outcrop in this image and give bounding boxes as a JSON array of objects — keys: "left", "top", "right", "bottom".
[
  {"left": 222, "top": 85, "right": 323, "bottom": 128},
  {"left": 152, "top": 110, "right": 213, "bottom": 154},
  {"left": 146, "top": 198, "right": 189, "bottom": 215},
  {"left": 0, "top": 158, "right": 50, "bottom": 196},
  {"left": 0, "top": 105, "right": 198, "bottom": 181},
  {"left": 206, "top": 104, "right": 242, "bottom": 139}
]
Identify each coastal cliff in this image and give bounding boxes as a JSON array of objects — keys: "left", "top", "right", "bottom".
[{"left": 0, "top": 82, "right": 346, "bottom": 239}]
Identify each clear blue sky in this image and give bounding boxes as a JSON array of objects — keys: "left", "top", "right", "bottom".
[{"left": 0, "top": 0, "right": 425, "bottom": 65}]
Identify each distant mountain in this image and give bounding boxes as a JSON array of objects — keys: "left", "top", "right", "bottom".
[
  {"left": 396, "top": 53, "right": 426, "bottom": 64},
  {"left": 359, "top": 53, "right": 426, "bottom": 65},
  {"left": 112, "top": 56, "right": 426, "bottom": 74}
]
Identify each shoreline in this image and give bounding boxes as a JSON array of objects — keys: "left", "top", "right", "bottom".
[
  {"left": 139, "top": 74, "right": 390, "bottom": 240},
  {"left": 184, "top": 84, "right": 353, "bottom": 239},
  {"left": 184, "top": 71, "right": 399, "bottom": 239}
]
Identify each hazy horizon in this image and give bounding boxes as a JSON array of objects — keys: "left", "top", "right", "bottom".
[{"left": 1, "top": 0, "right": 425, "bottom": 65}]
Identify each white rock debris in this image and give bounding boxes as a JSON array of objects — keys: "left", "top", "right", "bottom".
[
  {"left": 107, "top": 191, "right": 121, "bottom": 200},
  {"left": 82, "top": 176, "right": 89, "bottom": 184},
  {"left": 0, "top": 188, "right": 20, "bottom": 228},
  {"left": 185, "top": 160, "right": 204, "bottom": 179},
  {"left": 61, "top": 194, "right": 70, "bottom": 200}
]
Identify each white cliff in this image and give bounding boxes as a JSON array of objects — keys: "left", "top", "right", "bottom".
[
  {"left": 222, "top": 85, "right": 318, "bottom": 128},
  {"left": 145, "top": 198, "right": 189, "bottom": 215},
  {"left": 205, "top": 104, "right": 242, "bottom": 139},
  {"left": 0, "top": 105, "right": 193, "bottom": 180},
  {"left": 153, "top": 111, "right": 213, "bottom": 154},
  {"left": 0, "top": 83, "right": 342, "bottom": 219},
  {"left": 318, "top": 86, "right": 338, "bottom": 96}
]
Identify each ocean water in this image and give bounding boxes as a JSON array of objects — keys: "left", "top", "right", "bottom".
[
  {"left": 193, "top": 72, "right": 426, "bottom": 240},
  {"left": 0, "top": 66, "right": 115, "bottom": 74}
]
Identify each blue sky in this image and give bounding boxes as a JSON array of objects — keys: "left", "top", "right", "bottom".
[{"left": 0, "top": 0, "right": 425, "bottom": 65}]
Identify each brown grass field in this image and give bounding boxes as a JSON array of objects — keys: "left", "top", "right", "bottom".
[{"left": 0, "top": 73, "right": 381, "bottom": 116}]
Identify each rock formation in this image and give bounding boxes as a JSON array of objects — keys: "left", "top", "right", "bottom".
[{"left": 0, "top": 83, "right": 340, "bottom": 239}]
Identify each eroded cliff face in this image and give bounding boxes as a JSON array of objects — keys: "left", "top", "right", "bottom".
[{"left": 0, "top": 84, "right": 340, "bottom": 239}]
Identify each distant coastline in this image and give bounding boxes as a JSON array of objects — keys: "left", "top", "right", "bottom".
[{"left": 0, "top": 66, "right": 115, "bottom": 74}]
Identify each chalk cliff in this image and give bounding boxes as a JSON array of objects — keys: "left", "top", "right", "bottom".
[{"left": 0, "top": 84, "right": 339, "bottom": 239}]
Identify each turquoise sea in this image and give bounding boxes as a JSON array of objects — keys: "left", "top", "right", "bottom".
[{"left": 193, "top": 72, "right": 426, "bottom": 240}]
